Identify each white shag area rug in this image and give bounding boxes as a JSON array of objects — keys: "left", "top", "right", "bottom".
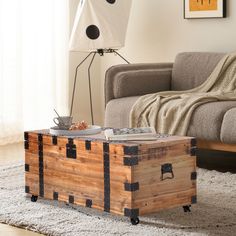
[{"left": 0, "top": 161, "right": 236, "bottom": 236}]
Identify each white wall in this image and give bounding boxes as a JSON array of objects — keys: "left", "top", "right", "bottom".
[{"left": 70, "top": 0, "right": 236, "bottom": 125}]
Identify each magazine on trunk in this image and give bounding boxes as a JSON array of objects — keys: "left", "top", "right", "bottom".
[{"left": 104, "top": 127, "right": 157, "bottom": 141}]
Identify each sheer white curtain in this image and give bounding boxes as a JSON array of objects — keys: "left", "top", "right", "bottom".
[{"left": 0, "top": 0, "right": 69, "bottom": 145}]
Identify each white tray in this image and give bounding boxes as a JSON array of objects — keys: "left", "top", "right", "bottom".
[{"left": 49, "top": 125, "right": 102, "bottom": 136}]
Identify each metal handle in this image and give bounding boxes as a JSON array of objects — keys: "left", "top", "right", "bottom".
[
  {"left": 53, "top": 117, "right": 60, "bottom": 126},
  {"left": 161, "top": 163, "right": 174, "bottom": 181}
]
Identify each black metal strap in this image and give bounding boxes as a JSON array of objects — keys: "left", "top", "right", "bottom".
[
  {"left": 85, "top": 140, "right": 91, "bottom": 150},
  {"left": 123, "top": 146, "right": 138, "bottom": 155},
  {"left": 191, "top": 172, "right": 197, "bottom": 180},
  {"left": 86, "top": 199, "right": 92, "bottom": 208},
  {"left": 124, "top": 182, "right": 139, "bottom": 192},
  {"left": 103, "top": 142, "right": 109, "bottom": 153},
  {"left": 38, "top": 134, "right": 44, "bottom": 197},
  {"left": 191, "top": 195, "right": 197, "bottom": 204},
  {"left": 190, "top": 147, "right": 197, "bottom": 156},
  {"left": 52, "top": 136, "right": 57, "bottom": 145},
  {"left": 53, "top": 192, "right": 58, "bottom": 200},
  {"left": 103, "top": 142, "right": 110, "bottom": 212},
  {"left": 24, "top": 132, "right": 29, "bottom": 149},
  {"left": 25, "top": 164, "right": 30, "bottom": 172},
  {"left": 25, "top": 186, "right": 30, "bottom": 193},
  {"left": 124, "top": 208, "right": 139, "bottom": 218},
  {"left": 191, "top": 138, "right": 197, "bottom": 147},
  {"left": 24, "top": 141, "right": 29, "bottom": 150},
  {"left": 68, "top": 138, "right": 73, "bottom": 145},
  {"left": 38, "top": 134, "right": 43, "bottom": 142},
  {"left": 24, "top": 132, "right": 29, "bottom": 140},
  {"left": 66, "top": 138, "right": 76, "bottom": 159},
  {"left": 69, "top": 195, "right": 74, "bottom": 204},
  {"left": 190, "top": 138, "right": 197, "bottom": 156},
  {"left": 123, "top": 156, "right": 138, "bottom": 166}
]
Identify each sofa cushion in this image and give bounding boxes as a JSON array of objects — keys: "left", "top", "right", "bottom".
[
  {"left": 187, "top": 101, "right": 236, "bottom": 141},
  {"left": 113, "top": 69, "right": 172, "bottom": 99},
  {"left": 172, "top": 52, "right": 225, "bottom": 91},
  {"left": 105, "top": 97, "right": 236, "bottom": 143},
  {"left": 220, "top": 108, "right": 236, "bottom": 144},
  {"left": 105, "top": 96, "right": 139, "bottom": 128},
  {"left": 105, "top": 63, "right": 173, "bottom": 105}
]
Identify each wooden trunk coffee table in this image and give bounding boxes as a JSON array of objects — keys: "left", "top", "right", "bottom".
[{"left": 24, "top": 130, "right": 197, "bottom": 225}]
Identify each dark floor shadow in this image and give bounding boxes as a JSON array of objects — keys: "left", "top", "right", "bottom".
[{"left": 197, "top": 149, "right": 236, "bottom": 173}]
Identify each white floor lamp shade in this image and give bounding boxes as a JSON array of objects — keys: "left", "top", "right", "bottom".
[{"left": 69, "top": 0, "right": 133, "bottom": 52}]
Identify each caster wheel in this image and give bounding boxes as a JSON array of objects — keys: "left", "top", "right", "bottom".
[
  {"left": 31, "top": 195, "right": 38, "bottom": 202},
  {"left": 130, "top": 217, "right": 140, "bottom": 225},
  {"left": 183, "top": 205, "right": 191, "bottom": 212}
]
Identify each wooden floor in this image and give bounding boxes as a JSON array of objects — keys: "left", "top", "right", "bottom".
[{"left": 0, "top": 143, "right": 43, "bottom": 236}]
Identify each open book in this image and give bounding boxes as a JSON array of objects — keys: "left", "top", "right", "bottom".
[{"left": 104, "top": 127, "right": 157, "bottom": 141}]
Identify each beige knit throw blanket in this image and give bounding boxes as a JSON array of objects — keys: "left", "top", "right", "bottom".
[{"left": 130, "top": 52, "right": 236, "bottom": 135}]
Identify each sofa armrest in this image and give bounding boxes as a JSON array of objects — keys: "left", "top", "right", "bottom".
[
  {"left": 105, "top": 63, "right": 173, "bottom": 105},
  {"left": 221, "top": 108, "right": 236, "bottom": 144}
]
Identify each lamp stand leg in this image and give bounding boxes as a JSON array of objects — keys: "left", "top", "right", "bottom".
[
  {"left": 88, "top": 52, "right": 97, "bottom": 125},
  {"left": 70, "top": 49, "right": 130, "bottom": 126},
  {"left": 113, "top": 50, "right": 130, "bottom": 64},
  {"left": 70, "top": 52, "right": 94, "bottom": 117}
]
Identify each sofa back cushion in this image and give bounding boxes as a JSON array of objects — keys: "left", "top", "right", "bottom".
[{"left": 171, "top": 52, "right": 226, "bottom": 91}]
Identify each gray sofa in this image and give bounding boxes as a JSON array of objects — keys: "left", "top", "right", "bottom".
[{"left": 104, "top": 52, "right": 236, "bottom": 152}]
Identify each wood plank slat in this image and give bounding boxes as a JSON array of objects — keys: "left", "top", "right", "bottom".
[
  {"left": 25, "top": 172, "right": 39, "bottom": 195},
  {"left": 135, "top": 188, "right": 196, "bottom": 215}
]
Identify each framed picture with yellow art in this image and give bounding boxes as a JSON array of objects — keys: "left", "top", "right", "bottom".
[{"left": 184, "top": 0, "right": 226, "bottom": 19}]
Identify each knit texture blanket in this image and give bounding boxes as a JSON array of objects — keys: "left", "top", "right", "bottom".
[{"left": 130, "top": 52, "right": 236, "bottom": 135}]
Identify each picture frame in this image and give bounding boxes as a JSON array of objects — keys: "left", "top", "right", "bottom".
[{"left": 184, "top": 0, "right": 227, "bottom": 19}]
